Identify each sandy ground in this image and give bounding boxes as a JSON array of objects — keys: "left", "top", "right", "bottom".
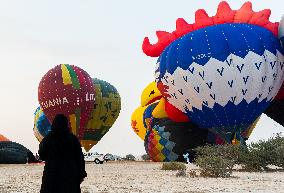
[{"left": 0, "top": 162, "right": 284, "bottom": 193}]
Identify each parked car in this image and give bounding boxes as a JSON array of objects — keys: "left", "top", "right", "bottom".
[
  {"left": 103, "top": 153, "right": 115, "bottom": 162},
  {"left": 83, "top": 152, "right": 104, "bottom": 164}
]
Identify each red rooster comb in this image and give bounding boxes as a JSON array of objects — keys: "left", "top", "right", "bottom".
[{"left": 142, "top": 1, "right": 279, "bottom": 57}]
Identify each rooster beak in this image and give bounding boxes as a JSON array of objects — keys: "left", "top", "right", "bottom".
[{"left": 152, "top": 98, "right": 168, "bottom": 118}]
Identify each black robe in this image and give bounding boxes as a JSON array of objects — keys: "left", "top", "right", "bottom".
[{"left": 39, "top": 131, "right": 87, "bottom": 193}]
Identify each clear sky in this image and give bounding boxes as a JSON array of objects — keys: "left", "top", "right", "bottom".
[{"left": 0, "top": 0, "right": 283, "bottom": 156}]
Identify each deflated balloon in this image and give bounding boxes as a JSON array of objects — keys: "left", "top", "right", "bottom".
[
  {"left": 38, "top": 64, "right": 95, "bottom": 139},
  {"left": 0, "top": 141, "right": 37, "bottom": 164}
]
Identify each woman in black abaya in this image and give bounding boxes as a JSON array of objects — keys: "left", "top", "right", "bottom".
[{"left": 39, "top": 114, "right": 87, "bottom": 193}]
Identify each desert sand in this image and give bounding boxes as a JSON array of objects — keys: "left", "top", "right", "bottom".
[{"left": 0, "top": 162, "right": 284, "bottom": 193}]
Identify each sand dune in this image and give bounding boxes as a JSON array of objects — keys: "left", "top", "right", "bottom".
[{"left": 0, "top": 162, "right": 284, "bottom": 193}]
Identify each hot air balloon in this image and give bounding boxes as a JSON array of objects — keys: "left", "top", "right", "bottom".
[
  {"left": 131, "top": 82, "right": 162, "bottom": 140},
  {"left": 38, "top": 64, "right": 95, "bottom": 140},
  {"left": 36, "top": 76, "right": 120, "bottom": 152},
  {"left": 0, "top": 134, "right": 37, "bottom": 164},
  {"left": 142, "top": 1, "right": 284, "bottom": 143},
  {"left": 82, "top": 78, "right": 121, "bottom": 151},
  {"left": 0, "top": 141, "right": 37, "bottom": 164},
  {"left": 33, "top": 107, "right": 51, "bottom": 142}
]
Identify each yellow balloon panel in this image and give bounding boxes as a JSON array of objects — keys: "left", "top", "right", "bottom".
[
  {"left": 81, "top": 140, "right": 98, "bottom": 152},
  {"left": 131, "top": 106, "right": 147, "bottom": 140},
  {"left": 152, "top": 98, "right": 168, "bottom": 118}
]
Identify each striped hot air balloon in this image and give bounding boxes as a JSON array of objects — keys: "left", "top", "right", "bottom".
[{"left": 38, "top": 64, "right": 95, "bottom": 140}]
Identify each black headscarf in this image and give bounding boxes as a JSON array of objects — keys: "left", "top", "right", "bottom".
[{"left": 51, "top": 114, "right": 70, "bottom": 134}]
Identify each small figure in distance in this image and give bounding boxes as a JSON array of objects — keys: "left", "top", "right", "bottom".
[
  {"left": 183, "top": 149, "right": 196, "bottom": 164},
  {"left": 39, "top": 114, "right": 87, "bottom": 193},
  {"left": 183, "top": 152, "right": 190, "bottom": 164}
]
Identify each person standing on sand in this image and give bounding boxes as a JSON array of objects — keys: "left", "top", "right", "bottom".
[{"left": 39, "top": 114, "right": 87, "bottom": 193}]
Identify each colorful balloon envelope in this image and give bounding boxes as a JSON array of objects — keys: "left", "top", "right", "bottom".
[
  {"left": 131, "top": 106, "right": 148, "bottom": 140},
  {"left": 38, "top": 64, "right": 95, "bottom": 139},
  {"left": 131, "top": 81, "right": 162, "bottom": 140},
  {"left": 33, "top": 107, "right": 51, "bottom": 142},
  {"left": 143, "top": 102, "right": 224, "bottom": 162},
  {"left": 144, "top": 117, "right": 210, "bottom": 162},
  {"left": 143, "top": 2, "right": 284, "bottom": 143},
  {"left": 82, "top": 78, "right": 121, "bottom": 151}
]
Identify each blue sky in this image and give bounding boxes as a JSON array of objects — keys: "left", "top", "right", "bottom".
[{"left": 0, "top": 0, "right": 283, "bottom": 156}]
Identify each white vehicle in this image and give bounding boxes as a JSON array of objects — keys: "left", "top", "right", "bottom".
[
  {"left": 103, "top": 154, "right": 115, "bottom": 162},
  {"left": 83, "top": 152, "right": 104, "bottom": 164}
]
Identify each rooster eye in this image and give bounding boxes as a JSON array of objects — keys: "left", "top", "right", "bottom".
[{"left": 149, "top": 90, "right": 155, "bottom": 97}]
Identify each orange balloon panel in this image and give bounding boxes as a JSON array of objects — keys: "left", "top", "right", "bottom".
[{"left": 0, "top": 134, "right": 9, "bottom": 142}]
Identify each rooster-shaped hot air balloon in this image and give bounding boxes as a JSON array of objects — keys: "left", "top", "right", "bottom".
[{"left": 143, "top": 1, "right": 284, "bottom": 144}]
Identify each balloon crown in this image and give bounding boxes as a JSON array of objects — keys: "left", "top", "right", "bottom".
[{"left": 142, "top": 1, "right": 279, "bottom": 57}]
